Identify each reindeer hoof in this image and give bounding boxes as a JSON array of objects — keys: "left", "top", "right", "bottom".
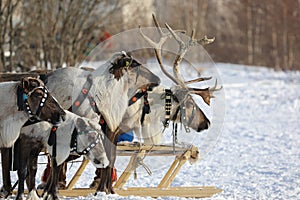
[
  {"left": 43, "top": 194, "right": 61, "bottom": 200},
  {"left": 15, "top": 193, "right": 26, "bottom": 200},
  {"left": 109, "top": 187, "right": 116, "bottom": 194},
  {"left": 27, "top": 190, "right": 40, "bottom": 200},
  {"left": 0, "top": 186, "right": 11, "bottom": 198}
]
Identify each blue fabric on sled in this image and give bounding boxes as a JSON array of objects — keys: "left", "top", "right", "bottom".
[{"left": 117, "top": 131, "right": 134, "bottom": 143}]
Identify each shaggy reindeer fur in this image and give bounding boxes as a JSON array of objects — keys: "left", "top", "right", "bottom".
[
  {"left": 0, "top": 82, "right": 29, "bottom": 147},
  {"left": 45, "top": 53, "right": 159, "bottom": 132},
  {"left": 14, "top": 110, "right": 108, "bottom": 200},
  {"left": 0, "top": 52, "right": 160, "bottom": 197},
  {"left": 20, "top": 110, "right": 108, "bottom": 166}
]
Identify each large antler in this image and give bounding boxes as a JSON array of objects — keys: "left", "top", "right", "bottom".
[
  {"left": 140, "top": 14, "right": 220, "bottom": 105},
  {"left": 139, "top": 14, "right": 186, "bottom": 86},
  {"left": 189, "top": 80, "right": 222, "bottom": 106}
]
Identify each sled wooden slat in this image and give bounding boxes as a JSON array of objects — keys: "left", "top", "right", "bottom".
[
  {"left": 114, "top": 149, "right": 146, "bottom": 188},
  {"left": 56, "top": 186, "right": 222, "bottom": 198},
  {"left": 158, "top": 150, "right": 190, "bottom": 188},
  {"left": 57, "top": 143, "right": 222, "bottom": 198},
  {"left": 66, "top": 158, "right": 89, "bottom": 190}
]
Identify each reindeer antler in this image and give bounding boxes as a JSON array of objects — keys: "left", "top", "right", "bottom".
[
  {"left": 140, "top": 14, "right": 220, "bottom": 105},
  {"left": 139, "top": 14, "right": 186, "bottom": 86},
  {"left": 189, "top": 80, "right": 222, "bottom": 106}
]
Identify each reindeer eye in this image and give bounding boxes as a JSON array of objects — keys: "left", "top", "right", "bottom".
[
  {"left": 32, "top": 90, "right": 43, "bottom": 97},
  {"left": 131, "top": 60, "right": 140, "bottom": 68}
]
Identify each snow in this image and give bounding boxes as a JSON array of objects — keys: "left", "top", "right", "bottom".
[{"left": 1, "top": 63, "right": 300, "bottom": 199}]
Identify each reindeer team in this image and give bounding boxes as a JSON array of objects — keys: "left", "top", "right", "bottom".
[{"left": 0, "top": 15, "right": 220, "bottom": 200}]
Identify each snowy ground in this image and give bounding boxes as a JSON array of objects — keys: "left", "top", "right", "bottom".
[{"left": 1, "top": 63, "right": 300, "bottom": 199}]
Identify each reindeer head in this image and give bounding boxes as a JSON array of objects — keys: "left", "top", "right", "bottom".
[
  {"left": 21, "top": 77, "right": 66, "bottom": 125},
  {"left": 75, "top": 118, "right": 109, "bottom": 168},
  {"left": 21, "top": 77, "right": 44, "bottom": 94},
  {"left": 108, "top": 51, "right": 160, "bottom": 91},
  {"left": 140, "top": 14, "right": 220, "bottom": 133},
  {"left": 170, "top": 86, "right": 210, "bottom": 132}
]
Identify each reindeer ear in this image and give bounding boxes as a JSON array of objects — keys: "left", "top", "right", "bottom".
[{"left": 21, "top": 77, "right": 30, "bottom": 89}]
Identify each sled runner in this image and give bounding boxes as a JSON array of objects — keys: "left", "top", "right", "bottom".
[{"left": 59, "top": 143, "right": 222, "bottom": 198}]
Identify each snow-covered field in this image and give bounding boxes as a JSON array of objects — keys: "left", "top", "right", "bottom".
[{"left": 1, "top": 63, "right": 300, "bottom": 200}]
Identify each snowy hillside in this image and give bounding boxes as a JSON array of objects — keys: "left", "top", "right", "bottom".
[{"left": 1, "top": 63, "right": 300, "bottom": 200}]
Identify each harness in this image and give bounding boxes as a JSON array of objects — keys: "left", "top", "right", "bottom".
[
  {"left": 17, "top": 85, "right": 49, "bottom": 123},
  {"left": 72, "top": 74, "right": 94, "bottom": 114},
  {"left": 129, "top": 88, "right": 151, "bottom": 125},
  {"left": 70, "top": 127, "right": 102, "bottom": 155},
  {"left": 162, "top": 89, "right": 196, "bottom": 145},
  {"left": 73, "top": 74, "right": 151, "bottom": 130},
  {"left": 17, "top": 83, "right": 62, "bottom": 157}
]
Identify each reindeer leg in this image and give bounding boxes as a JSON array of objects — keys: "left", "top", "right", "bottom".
[
  {"left": 97, "top": 167, "right": 109, "bottom": 194},
  {"left": 43, "top": 157, "right": 61, "bottom": 200},
  {"left": 96, "top": 129, "right": 112, "bottom": 194},
  {"left": 26, "top": 143, "right": 43, "bottom": 200},
  {"left": 96, "top": 130, "right": 119, "bottom": 194},
  {"left": 15, "top": 139, "right": 28, "bottom": 200},
  {"left": 107, "top": 140, "right": 118, "bottom": 194},
  {"left": 16, "top": 167, "right": 26, "bottom": 200},
  {"left": 0, "top": 147, "right": 12, "bottom": 198}
]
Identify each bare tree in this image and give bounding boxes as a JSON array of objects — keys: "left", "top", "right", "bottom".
[
  {"left": 154, "top": 0, "right": 300, "bottom": 70},
  {"left": 18, "top": 0, "right": 127, "bottom": 70},
  {"left": 0, "top": 0, "right": 21, "bottom": 72},
  {"left": 1, "top": 0, "right": 128, "bottom": 71}
]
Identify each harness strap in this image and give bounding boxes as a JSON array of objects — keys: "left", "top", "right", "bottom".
[
  {"left": 163, "top": 89, "right": 172, "bottom": 128},
  {"left": 17, "top": 85, "right": 25, "bottom": 111},
  {"left": 70, "top": 127, "right": 102, "bottom": 155},
  {"left": 140, "top": 91, "right": 150, "bottom": 125},
  {"left": 172, "top": 122, "right": 178, "bottom": 153},
  {"left": 72, "top": 74, "right": 93, "bottom": 114},
  {"left": 87, "top": 94, "right": 101, "bottom": 116},
  {"left": 48, "top": 126, "right": 58, "bottom": 157},
  {"left": 164, "top": 89, "right": 194, "bottom": 134},
  {"left": 70, "top": 127, "right": 78, "bottom": 153},
  {"left": 128, "top": 89, "right": 147, "bottom": 106},
  {"left": 35, "top": 87, "right": 48, "bottom": 117}
]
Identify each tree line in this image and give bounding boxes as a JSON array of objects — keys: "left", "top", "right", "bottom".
[
  {"left": 0, "top": 0, "right": 126, "bottom": 72},
  {"left": 155, "top": 0, "right": 300, "bottom": 70},
  {"left": 1, "top": 0, "right": 299, "bottom": 72}
]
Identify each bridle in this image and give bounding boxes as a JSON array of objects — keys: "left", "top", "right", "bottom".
[
  {"left": 163, "top": 89, "right": 196, "bottom": 133},
  {"left": 23, "top": 86, "right": 50, "bottom": 122},
  {"left": 70, "top": 127, "right": 103, "bottom": 155}
]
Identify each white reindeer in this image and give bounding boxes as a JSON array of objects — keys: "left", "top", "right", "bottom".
[
  {"left": 120, "top": 14, "right": 218, "bottom": 146},
  {"left": 0, "top": 51, "right": 161, "bottom": 198},
  {"left": 14, "top": 110, "right": 108, "bottom": 200}
]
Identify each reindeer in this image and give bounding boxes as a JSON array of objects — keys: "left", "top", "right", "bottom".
[
  {"left": 15, "top": 110, "right": 109, "bottom": 200},
  {"left": 0, "top": 77, "right": 66, "bottom": 198},
  {"left": 92, "top": 15, "right": 221, "bottom": 194},
  {"left": 0, "top": 51, "right": 161, "bottom": 199},
  {"left": 122, "top": 14, "right": 219, "bottom": 145}
]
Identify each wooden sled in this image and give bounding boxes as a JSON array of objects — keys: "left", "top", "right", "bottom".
[{"left": 58, "top": 143, "right": 222, "bottom": 198}]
